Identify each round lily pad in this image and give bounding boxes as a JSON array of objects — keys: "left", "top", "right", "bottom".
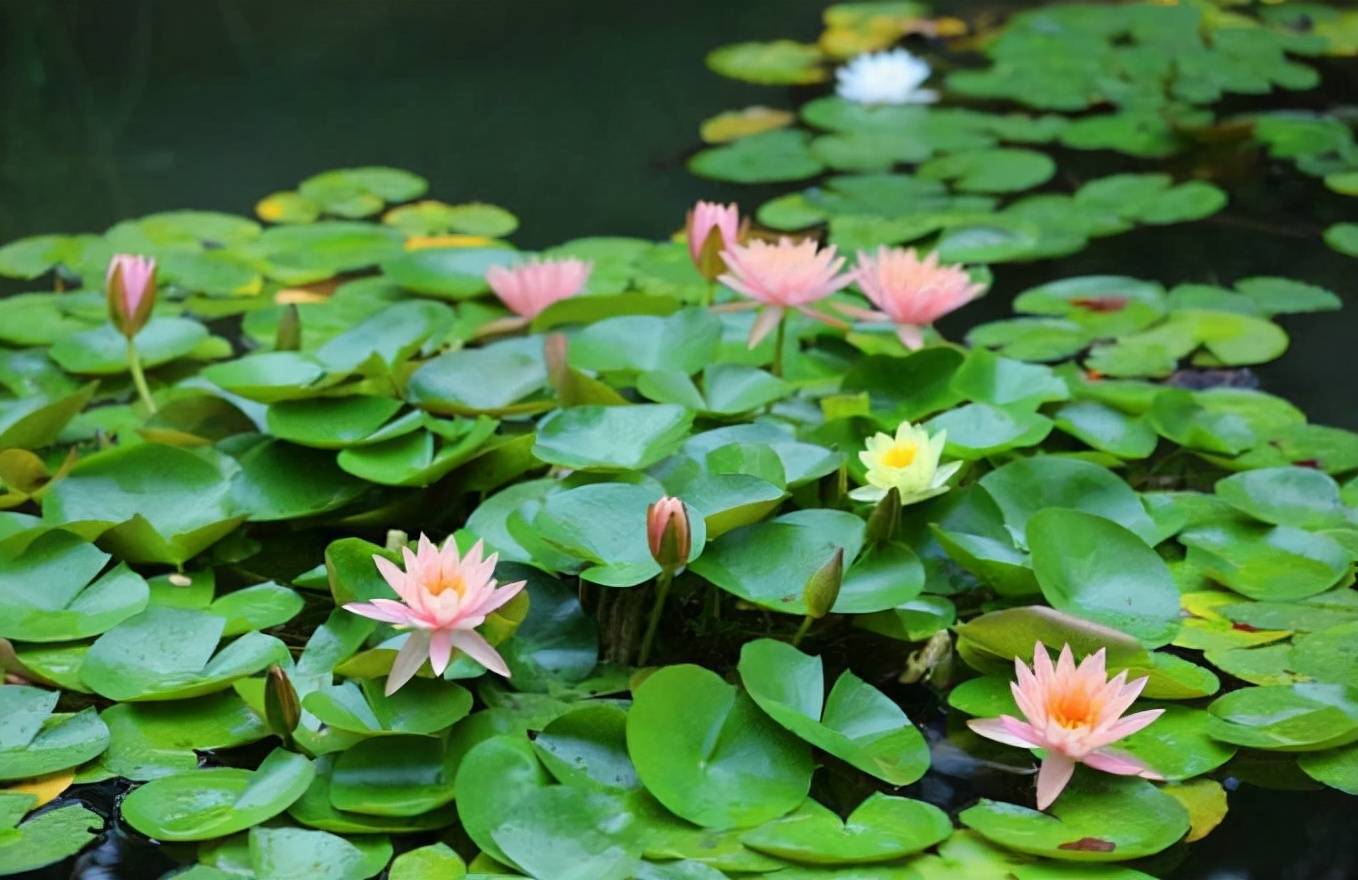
[
  {"left": 534, "top": 405, "right": 693, "bottom": 472},
  {"left": 0, "top": 530, "right": 148, "bottom": 642},
  {"left": 626, "top": 664, "right": 813, "bottom": 829},
  {"left": 1208, "top": 683, "right": 1358, "bottom": 751},
  {"left": 740, "top": 794, "right": 950, "bottom": 865}
]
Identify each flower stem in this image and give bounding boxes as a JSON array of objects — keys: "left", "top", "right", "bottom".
[
  {"left": 637, "top": 568, "right": 674, "bottom": 666},
  {"left": 127, "top": 338, "right": 157, "bottom": 414},
  {"left": 792, "top": 613, "right": 815, "bottom": 647},
  {"left": 772, "top": 316, "right": 786, "bottom": 378}
]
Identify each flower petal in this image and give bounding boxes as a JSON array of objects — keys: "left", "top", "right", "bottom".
[
  {"left": 969, "top": 716, "right": 1042, "bottom": 749},
  {"left": 428, "top": 629, "right": 454, "bottom": 676},
  {"left": 1083, "top": 748, "right": 1157, "bottom": 778},
  {"left": 449, "top": 629, "right": 511, "bottom": 678},
  {"left": 344, "top": 601, "right": 412, "bottom": 626},
  {"left": 385, "top": 631, "right": 431, "bottom": 696},
  {"left": 1036, "top": 752, "right": 1076, "bottom": 811}
]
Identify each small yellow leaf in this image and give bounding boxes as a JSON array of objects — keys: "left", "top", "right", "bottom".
[
  {"left": 275, "top": 288, "right": 331, "bottom": 305},
  {"left": 700, "top": 106, "right": 796, "bottom": 144},
  {"left": 405, "top": 233, "right": 496, "bottom": 251},
  {"left": 1180, "top": 590, "right": 1238, "bottom": 621},
  {"left": 5, "top": 770, "right": 74, "bottom": 809},
  {"left": 256, "top": 191, "right": 321, "bottom": 225},
  {"left": 1163, "top": 779, "right": 1229, "bottom": 843}
]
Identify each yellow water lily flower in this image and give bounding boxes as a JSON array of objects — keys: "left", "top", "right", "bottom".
[{"left": 849, "top": 419, "right": 960, "bottom": 505}]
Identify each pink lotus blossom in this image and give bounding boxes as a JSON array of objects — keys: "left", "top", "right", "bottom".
[
  {"left": 646, "top": 496, "right": 691, "bottom": 571},
  {"left": 106, "top": 254, "right": 157, "bottom": 338},
  {"left": 686, "top": 201, "right": 742, "bottom": 280},
  {"left": 486, "top": 257, "right": 592, "bottom": 320},
  {"left": 344, "top": 535, "right": 526, "bottom": 695},
  {"left": 841, "top": 247, "right": 984, "bottom": 350},
  {"left": 967, "top": 642, "right": 1163, "bottom": 810},
  {"left": 718, "top": 237, "right": 856, "bottom": 347}
]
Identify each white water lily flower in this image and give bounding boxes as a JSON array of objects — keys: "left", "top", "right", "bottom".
[
  {"left": 849, "top": 419, "right": 961, "bottom": 505},
  {"left": 835, "top": 49, "right": 937, "bottom": 106}
]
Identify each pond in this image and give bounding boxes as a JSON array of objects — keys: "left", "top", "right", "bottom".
[{"left": 2, "top": 0, "right": 1358, "bottom": 878}]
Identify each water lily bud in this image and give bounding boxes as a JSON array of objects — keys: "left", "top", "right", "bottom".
[
  {"left": 647, "top": 496, "right": 691, "bottom": 572},
  {"left": 864, "top": 487, "right": 901, "bottom": 544},
  {"left": 264, "top": 665, "right": 300, "bottom": 743},
  {"left": 803, "top": 547, "right": 844, "bottom": 619},
  {"left": 106, "top": 254, "right": 157, "bottom": 339},
  {"left": 686, "top": 201, "right": 742, "bottom": 281},
  {"left": 275, "top": 304, "right": 302, "bottom": 352}
]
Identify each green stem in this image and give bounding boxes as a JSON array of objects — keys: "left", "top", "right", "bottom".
[
  {"left": 127, "top": 338, "right": 157, "bottom": 414},
  {"left": 637, "top": 569, "right": 674, "bottom": 666},
  {"left": 792, "top": 614, "right": 815, "bottom": 648},
  {"left": 771, "top": 316, "right": 786, "bottom": 378}
]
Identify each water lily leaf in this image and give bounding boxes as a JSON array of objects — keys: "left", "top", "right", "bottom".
[
  {"left": 1208, "top": 683, "right": 1358, "bottom": 751},
  {"left": 690, "top": 509, "right": 865, "bottom": 614},
  {"left": 840, "top": 348, "right": 965, "bottom": 426},
  {"left": 961, "top": 773, "right": 1189, "bottom": 862},
  {"left": 706, "top": 40, "right": 825, "bottom": 85},
  {"left": 690, "top": 130, "right": 825, "bottom": 184},
  {"left": 1215, "top": 466, "right": 1348, "bottom": 529},
  {"left": 0, "top": 530, "right": 147, "bottom": 642},
  {"left": 385, "top": 200, "right": 518, "bottom": 238},
  {"left": 0, "top": 801, "right": 102, "bottom": 874},
  {"left": 919, "top": 148, "right": 1056, "bottom": 193},
  {"left": 0, "top": 686, "right": 109, "bottom": 781},
  {"left": 927, "top": 403, "right": 1054, "bottom": 459},
  {"left": 328, "top": 733, "right": 458, "bottom": 817},
  {"left": 1290, "top": 622, "right": 1358, "bottom": 687},
  {"left": 534, "top": 405, "right": 693, "bottom": 472},
  {"left": 81, "top": 605, "right": 289, "bottom": 701},
  {"left": 950, "top": 350, "right": 1069, "bottom": 410},
  {"left": 389, "top": 842, "right": 468, "bottom": 880},
  {"left": 250, "top": 222, "right": 405, "bottom": 282},
  {"left": 248, "top": 826, "right": 392, "bottom": 880},
  {"left": 230, "top": 438, "right": 367, "bottom": 521},
  {"left": 533, "top": 482, "right": 705, "bottom": 587},
  {"left": 0, "top": 383, "right": 96, "bottom": 450},
  {"left": 531, "top": 703, "right": 638, "bottom": 791},
  {"left": 1114, "top": 705, "right": 1236, "bottom": 781},
  {"left": 49, "top": 317, "right": 208, "bottom": 376},
  {"left": 120, "top": 747, "right": 314, "bottom": 841},
  {"left": 336, "top": 418, "right": 499, "bottom": 487},
  {"left": 1324, "top": 223, "right": 1358, "bottom": 258},
  {"left": 979, "top": 457, "right": 1158, "bottom": 547},
  {"left": 1148, "top": 387, "right": 1303, "bottom": 456},
  {"left": 286, "top": 753, "right": 457, "bottom": 834},
  {"left": 491, "top": 785, "right": 644, "bottom": 880},
  {"left": 42, "top": 443, "right": 245, "bottom": 566},
  {"left": 303, "top": 677, "right": 471, "bottom": 737},
  {"left": 955, "top": 606, "right": 1151, "bottom": 672},
  {"left": 739, "top": 639, "right": 930, "bottom": 786},
  {"left": 202, "top": 351, "right": 335, "bottom": 403},
  {"left": 569, "top": 309, "right": 722, "bottom": 375},
  {"left": 701, "top": 106, "right": 796, "bottom": 143},
  {"left": 1028, "top": 509, "right": 1180, "bottom": 648},
  {"left": 627, "top": 664, "right": 813, "bottom": 829},
  {"left": 407, "top": 338, "right": 547, "bottom": 415},
  {"left": 454, "top": 734, "right": 552, "bottom": 866},
  {"left": 1179, "top": 521, "right": 1350, "bottom": 600},
  {"left": 381, "top": 246, "right": 521, "bottom": 300},
  {"left": 1298, "top": 742, "right": 1358, "bottom": 794},
  {"left": 89, "top": 692, "right": 268, "bottom": 781},
  {"left": 1051, "top": 401, "right": 1157, "bottom": 459},
  {"left": 741, "top": 793, "right": 950, "bottom": 865}
]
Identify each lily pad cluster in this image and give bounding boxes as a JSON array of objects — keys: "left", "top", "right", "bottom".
[{"left": 0, "top": 4, "right": 1357, "bottom": 880}]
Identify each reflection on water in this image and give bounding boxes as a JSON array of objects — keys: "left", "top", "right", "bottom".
[{"left": 3, "top": 1, "right": 1358, "bottom": 878}]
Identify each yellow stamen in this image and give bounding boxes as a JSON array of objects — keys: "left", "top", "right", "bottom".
[
  {"left": 1048, "top": 689, "right": 1097, "bottom": 729},
  {"left": 882, "top": 442, "right": 917, "bottom": 468},
  {"left": 427, "top": 574, "right": 467, "bottom": 597}
]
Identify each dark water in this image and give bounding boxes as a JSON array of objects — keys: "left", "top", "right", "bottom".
[{"left": 3, "top": 1, "right": 1358, "bottom": 878}]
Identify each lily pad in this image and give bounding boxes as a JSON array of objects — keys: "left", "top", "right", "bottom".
[
  {"left": 741, "top": 794, "right": 950, "bottom": 865},
  {"left": 534, "top": 405, "right": 693, "bottom": 471},
  {"left": 627, "top": 664, "right": 813, "bottom": 829},
  {"left": 1208, "top": 683, "right": 1358, "bottom": 751},
  {"left": 0, "top": 685, "right": 109, "bottom": 781},
  {"left": 739, "top": 639, "right": 930, "bottom": 786},
  {"left": 0, "top": 529, "right": 148, "bottom": 642}
]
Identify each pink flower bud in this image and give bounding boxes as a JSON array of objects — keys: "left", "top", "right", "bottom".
[
  {"left": 106, "top": 254, "right": 157, "bottom": 339},
  {"left": 647, "top": 496, "right": 691, "bottom": 571}
]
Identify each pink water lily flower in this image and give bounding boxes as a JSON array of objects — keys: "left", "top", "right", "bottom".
[
  {"left": 967, "top": 642, "right": 1164, "bottom": 810},
  {"left": 106, "top": 253, "right": 157, "bottom": 339},
  {"left": 486, "top": 257, "right": 592, "bottom": 320},
  {"left": 686, "top": 201, "right": 742, "bottom": 280},
  {"left": 841, "top": 247, "right": 984, "bottom": 350},
  {"left": 718, "top": 237, "right": 856, "bottom": 347},
  {"left": 344, "top": 535, "right": 526, "bottom": 695}
]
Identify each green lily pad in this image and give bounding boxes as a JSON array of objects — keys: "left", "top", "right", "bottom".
[
  {"left": 266, "top": 397, "right": 406, "bottom": 449},
  {"left": 1324, "top": 223, "right": 1358, "bottom": 258},
  {"left": 287, "top": 753, "right": 458, "bottom": 834},
  {"left": 569, "top": 309, "right": 722, "bottom": 375},
  {"left": 1298, "top": 743, "right": 1358, "bottom": 795},
  {"left": 120, "top": 747, "right": 315, "bottom": 841},
  {"left": 739, "top": 639, "right": 930, "bottom": 786},
  {"left": 534, "top": 405, "right": 693, "bottom": 472},
  {"left": 453, "top": 734, "right": 552, "bottom": 866},
  {"left": 919, "top": 148, "right": 1056, "bottom": 193},
  {"left": 389, "top": 842, "right": 468, "bottom": 880},
  {"left": 406, "top": 339, "right": 547, "bottom": 415},
  {"left": 0, "top": 529, "right": 148, "bottom": 642},
  {"left": 381, "top": 247, "right": 521, "bottom": 300},
  {"left": 741, "top": 794, "right": 950, "bottom": 865},
  {"left": 1028, "top": 509, "right": 1180, "bottom": 648},
  {"left": 230, "top": 439, "right": 367, "bottom": 521},
  {"left": 1290, "top": 622, "right": 1358, "bottom": 687},
  {"left": 0, "top": 685, "right": 109, "bottom": 780},
  {"left": 1051, "top": 401, "right": 1157, "bottom": 459},
  {"left": 927, "top": 403, "right": 1054, "bottom": 459},
  {"left": 961, "top": 774, "right": 1189, "bottom": 862},
  {"left": 328, "top": 734, "right": 458, "bottom": 817},
  {"left": 90, "top": 691, "right": 268, "bottom": 780},
  {"left": 979, "top": 457, "right": 1158, "bottom": 546},
  {"left": 627, "top": 664, "right": 813, "bottom": 829},
  {"left": 1208, "top": 683, "right": 1358, "bottom": 751},
  {"left": 492, "top": 785, "right": 644, "bottom": 880},
  {"left": 336, "top": 418, "right": 499, "bottom": 487},
  {"left": 1215, "top": 467, "right": 1348, "bottom": 529},
  {"left": 247, "top": 826, "right": 392, "bottom": 880},
  {"left": 0, "top": 801, "right": 103, "bottom": 875},
  {"left": 706, "top": 40, "right": 825, "bottom": 85},
  {"left": 690, "top": 130, "right": 825, "bottom": 184},
  {"left": 690, "top": 509, "right": 865, "bottom": 614},
  {"left": 49, "top": 317, "right": 209, "bottom": 375},
  {"left": 251, "top": 222, "right": 405, "bottom": 281},
  {"left": 81, "top": 605, "right": 289, "bottom": 701},
  {"left": 303, "top": 677, "right": 472, "bottom": 737},
  {"left": 0, "top": 382, "right": 96, "bottom": 450},
  {"left": 42, "top": 443, "right": 245, "bottom": 566},
  {"left": 1179, "top": 521, "right": 1351, "bottom": 600}
]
